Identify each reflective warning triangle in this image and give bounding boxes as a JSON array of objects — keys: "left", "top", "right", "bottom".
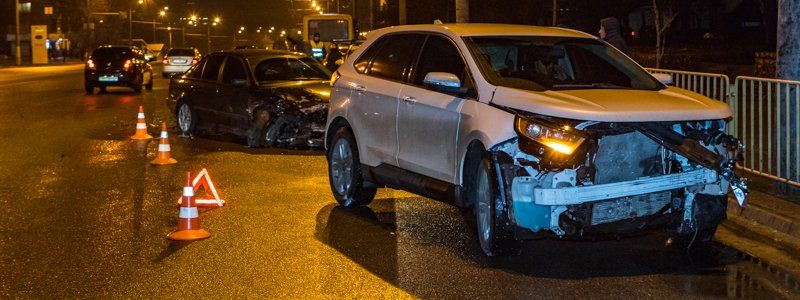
[{"left": 177, "top": 168, "right": 225, "bottom": 207}]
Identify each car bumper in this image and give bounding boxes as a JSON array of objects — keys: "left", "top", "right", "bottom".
[
  {"left": 508, "top": 168, "right": 718, "bottom": 233},
  {"left": 511, "top": 168, "right": 717, "bottom": 206},
  {"left": 163, "top": 65, "right": 192, "bottom": 73},
  {"left": 85, "top": 72, "right": 137, "bottom": 86}
]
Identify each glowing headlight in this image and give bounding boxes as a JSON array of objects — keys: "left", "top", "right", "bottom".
[{"left": 515, "top": 117, "right": 585, "bottom": 155}]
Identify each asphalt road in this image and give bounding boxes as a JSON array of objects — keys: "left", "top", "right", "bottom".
[{"left": 0, "top": 65, "right": 797, "bottom": 298}]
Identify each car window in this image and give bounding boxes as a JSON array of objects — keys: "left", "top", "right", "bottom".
[
  {"left": 365, "top": 34, "right": 423, "bottom": 82},
  {"left": 354, "top": 37, "right": 387, "bottom": 74},
  {"left": 254, "top": 57, "right": 330, "bottom": 82},
  {"left": 221, "top": 56, "right": 248, "bottom": 85},
  {"left": 412, "top": 35, "right": 469, "bottom": 88},
  {"left": 466, "top": 36, "right": 663, "bottom": 91},
  {"left": 188, "top": 58, "right": 206, "bottom": 79},
  {"left": 202, "top": 55, "right": 225, "bottom": 81},
  {"left": 91, "top": 47, "right": 133, "bottom": 60},
  {"left": 167, "top": 49, "right": 195, "bottom": 56}
]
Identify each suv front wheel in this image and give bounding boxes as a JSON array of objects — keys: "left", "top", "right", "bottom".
[
  {"left": 472, "top": 153, "right": 522, "bottom": 256},
  {"left": 327, "top": 126, "right": 376, "bottom": 207}
]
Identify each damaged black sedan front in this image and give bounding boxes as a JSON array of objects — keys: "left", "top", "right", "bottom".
[{"left": 167, "top": 49, "right": 330, "bottom": 148}]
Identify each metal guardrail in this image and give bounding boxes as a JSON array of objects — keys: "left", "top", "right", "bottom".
[
  {"left": 734, "top": 76, "right": 800, "bottom": 186},
  {"left": 645, "top": 68, "right": 800, "bottom": 187}
]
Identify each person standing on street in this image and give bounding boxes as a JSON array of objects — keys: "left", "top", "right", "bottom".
[
  {"left": 309, "top": 33, "right": 326, "bottom": 61},
  {"left": 325, "top": 43, "right": 343, "bottom": 71},
  {"left": 599, "top": 17, "right": 629, "bottom": 55}
]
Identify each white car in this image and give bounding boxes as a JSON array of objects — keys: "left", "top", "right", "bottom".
[
  {"left": 162, "top": 48, "right": 201, "bottom": 78},
  {"left": 325, "top": 24, "right": 748, "bottom": 256}
]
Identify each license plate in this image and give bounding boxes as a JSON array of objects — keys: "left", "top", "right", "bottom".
[
  {"left": 172, "top": 59, "right": 187, "bottom": 64},
  {"left": 99, "top": 75, "right": 118, "bottom": 82}
]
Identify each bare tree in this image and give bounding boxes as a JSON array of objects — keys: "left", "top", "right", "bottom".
[{"left": 652, "top": 0, "right": 678, "bottom": 68}]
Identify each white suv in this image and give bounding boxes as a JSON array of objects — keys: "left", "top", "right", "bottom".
[{"left": 325, "top": 24, "right": 747, "bottom": 256}]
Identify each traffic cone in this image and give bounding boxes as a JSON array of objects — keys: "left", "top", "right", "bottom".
[
  {"left": 167, "top": 172, "right": 211, "bottom": 241},
  {"left": 130, "top": 106, "right": 153, "bottom": 140},
  {"left": 151, "top": 122, "right": 177, "bottom": 165}
]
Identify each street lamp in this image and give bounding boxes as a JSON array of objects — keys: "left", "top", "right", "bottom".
[
  {"left": 129, "top": 0, "right": 145, "bottom": 45},
  {"left": 207, "top": 17, "right": 220, "bottom": 54}
]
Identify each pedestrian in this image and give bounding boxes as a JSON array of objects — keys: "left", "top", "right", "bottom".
[
  {"left": 599, "top": 17, "right": 629, "bottom": 55},
  {"left": 309, "top": 33, "right": 326, "bottom": 61},
  {"left": 325, "top": 43, "right": 343, "bottom": 71}
]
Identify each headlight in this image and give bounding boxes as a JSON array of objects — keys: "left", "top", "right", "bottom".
[{"left": 514, "top": 116, "right": 585, "bottom": 155}]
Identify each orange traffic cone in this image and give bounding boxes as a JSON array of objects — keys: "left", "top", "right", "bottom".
[
  {"left": 151, "top": 122, "right": 177, "bottom": 165},
  {"left": 130, "top": 106, "right": 153, "bottom": 140},
  {"left": 167, "top": 172, "right": 211, "bottom": 241}
]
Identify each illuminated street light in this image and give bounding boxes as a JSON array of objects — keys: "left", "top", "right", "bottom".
[
  {"left": 163, "top": 6, "right": 169, "bottom": 11},
  {"left": 214, "top": 17, "right": 221, "bottom": 23},
  {"left": 159, "top": 10, "right": 166, "bottom": 17},
  {"left": 257, "top": 29, "right": 261, "bottom": 33},
  {"left": 270, "top": 26, "right": 275, "bottom": 30},
  {"left": 138, "top": 0, "right": 143, "bottom": 4},
  {"left": 297, "top": 30, "right": 301, "bottom": 35},
  {"left": 190, "top": 15, "right": 198, "bottom": 21},
  {"left": 240, "top": 26, "right": 245, "bottom": 31}
]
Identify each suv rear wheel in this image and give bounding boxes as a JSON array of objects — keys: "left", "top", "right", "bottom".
[
  {"left": 327, "top": 126, "right": 376, "bottom": 207},
  {"left": 473, "top": 153, "right": 522, "bottom": 256}
]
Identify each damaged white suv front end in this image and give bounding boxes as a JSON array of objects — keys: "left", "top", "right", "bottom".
[{"left": 324, "top": 24, "right": 748, "bottom": 257}]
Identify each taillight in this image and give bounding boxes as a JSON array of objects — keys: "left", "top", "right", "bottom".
[
  {"left": 86, "top": 59, "right": 96, "bottom": 70},
  {"left": 162, "top": 58, "right": 169, "bottom": 65},
  {"left": 192, "top": 58, "right": 198, "bottom": 65}
]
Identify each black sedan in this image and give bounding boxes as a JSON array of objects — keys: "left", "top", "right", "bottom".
[
  {"left": 167, "top": 50, "right": 331, "bottom": 148},
  {"left": 85, "top": 45, "right": 154, "bottom": 94}
]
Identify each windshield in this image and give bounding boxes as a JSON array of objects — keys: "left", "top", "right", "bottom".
[
  {"left": 253, "top": 57, "right": 331, "bottom": 82},
  {"left": 308, "top": 19, "right": 349, "bottom": 41},
  {"left": 167, "top": 49, "right": 195, "bottom": 57},
  {"left": 465, "top": 36, "right": 663, "bottom": 91},
  {"left": 91, "top": 47, "right": 134, "bottom": 60}
]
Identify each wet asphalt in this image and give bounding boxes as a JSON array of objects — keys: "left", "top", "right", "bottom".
[{"left": 0, "top": 65, "right": 797, "bottom": 299}]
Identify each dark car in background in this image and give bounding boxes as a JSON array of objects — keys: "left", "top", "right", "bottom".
[
  {"left": 162, "top": 48, "right": 202, "bottom": 78},
  {"left": 84, "top": 45, "right": 154, "bottom": 94},
  {"left": 167, "top": 49, "right": 331, "bottom": 148}
]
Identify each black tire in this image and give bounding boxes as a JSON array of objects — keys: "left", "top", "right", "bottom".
[
  {"left": 472, "top": 153, "right": 522, "bottom": 256},
  {"left": 327, "top": 126, "right": 376, "bottom": 207},
  {"left": 247, "top": 110, "right": 272, "bottom": 148},
  {"left": 671, "top": 194, "right": 726, "bottom": 247},
  {"left": 176, "top": 102, "right": 197, "bottom": 135},
  {"left": 145, "top": 72, "right": 153, "bottom": 90},
  {"left": 85, "top": 85, "right": 94, "bottom": 94}
]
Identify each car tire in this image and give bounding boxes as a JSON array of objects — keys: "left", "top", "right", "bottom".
[
  {"left": 472, "top": 153, "right": 522, "bottom": 257},
  {"left": 327, "top": 126, "right": 376, "bottom": 207},
  {"left": 176, "top": 102, "right": 197, "bottom": 136},
  {"left": 247, "top": 110, "right": 273, "bottom": 148},
  {"left": 85, "top": 85, "right": 94, "bottom": 94},
  {"left": 145, "top": 72, "right": 153, "bottom": 90}
]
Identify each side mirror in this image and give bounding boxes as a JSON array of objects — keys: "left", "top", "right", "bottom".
[
  {"left": 231, "top": 79, "right": 248, "bottom": 87},
  {"left": 423, "top": 72, "right": 468, "bottom": 95},
  {"left": 652, "top": 73, "right": 673, "bottom": 85}
]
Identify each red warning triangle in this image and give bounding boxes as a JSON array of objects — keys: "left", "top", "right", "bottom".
[{"left": 177, "top": 168, "right": 225, "bottom": 207}]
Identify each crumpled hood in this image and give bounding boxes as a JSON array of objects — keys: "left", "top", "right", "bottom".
[
  {"left": 257, "top": 80, "right": 331, "bottom": 110},
  {"left": 491, "top": 86, "right": 732, "bottom": 122}
]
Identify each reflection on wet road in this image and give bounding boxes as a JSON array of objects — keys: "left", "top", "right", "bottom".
[{"left": 0, "top": 65, "right": 798, "bottom": 298}]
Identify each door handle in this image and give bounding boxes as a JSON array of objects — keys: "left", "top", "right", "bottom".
[
  {"left": 402, "top": 96, "right": 417, "bottom": 104},
  {"left": 354, "top": 85, "right": 367, "bottom": 92}
]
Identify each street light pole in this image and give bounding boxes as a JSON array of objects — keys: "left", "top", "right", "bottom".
[
  {"left": 15, "top": 0, "right": 21, "bottom": 65},
  {"left": 128, "top": 5, "right": 133, "bottom": 44}
]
